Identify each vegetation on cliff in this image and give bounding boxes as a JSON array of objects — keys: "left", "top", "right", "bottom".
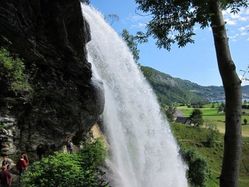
[
  {"left": 0, "top": 0, "right": 104, "bottom": 152},
  {"left": 0, "top": 48, "right": 31, "bottom": 93}
]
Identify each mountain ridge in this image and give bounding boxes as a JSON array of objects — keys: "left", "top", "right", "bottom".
[{"left": 141, "top": 66, "right": 249, "bottom": 105}]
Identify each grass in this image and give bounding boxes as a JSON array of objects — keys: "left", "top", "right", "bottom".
[
  {"left": 177, "top": 105, "right": 249, "bottom": 137},
  {"left": 242, "top": 125, "right": 249, "bottom": 137},
  {"left": 171, "top": 123, "right": 249, "bottom": 187},
  {"left": 177, "top": 106, "right": 223, "bottom": 117}
]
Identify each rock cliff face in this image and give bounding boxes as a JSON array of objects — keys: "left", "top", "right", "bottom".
[{"left": 0, "top": 0, "right": 104, "bottom": 154}]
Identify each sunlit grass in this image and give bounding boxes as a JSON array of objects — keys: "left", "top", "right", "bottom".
[
  {"left": 171, "top": 123, "right": 249, "bottom": 187},
  {"left": 177, "top": 105, "right": 249, "bottom": 137}
]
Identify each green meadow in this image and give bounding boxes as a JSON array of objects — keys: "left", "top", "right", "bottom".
[
  {"left": 171, "top": 123, "right": 249, "bottom": 187},
  {"left": 177, "top": 105, "right": 249, "bottom": 137}
]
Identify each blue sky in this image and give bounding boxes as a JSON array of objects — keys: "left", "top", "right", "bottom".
[{"left": 90, "top": 0, "right": 249, "bottom": 86}]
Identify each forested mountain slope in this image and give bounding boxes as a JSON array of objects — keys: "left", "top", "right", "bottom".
[{"left": 141, "top": 66, "right": 249, "bottom": 105}]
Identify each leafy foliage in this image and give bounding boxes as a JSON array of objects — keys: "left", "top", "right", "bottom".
[
  {"left": 21, "top": 153, "right": 83, "bottom": 187},
  {"left": 181, "top": 149, "right": 209, "bottom": 187},
  {"left": 79, "top": 138, "right": 107, "bottom": 168},
  {"left": 189, "top": 109, "right": 204, "bottom": 127},
  {"left": 121, "top": 29, "right": 147, "bottom": 63},
  {"left": 217, "top": 102, "right": 225, "bottom": 113},
  {"left": 121, "top": 29, "right": 140, "bottom": 63},
  {"left": 135, "top": 0, "right": 248, "bottom": 50},
  {"left": 105, "top": 14, "right": 119, "bottom": 25},
  {"left": 206, "top": 126, "right": 219, "bottom": 147},
  {"left": 21, "top": 138, "right": 108, "bottom": 187},
  {"left": 164, "top": 105, "right": 176, "bottom": 122},
  {"left": 243, "top": 118, "right": 248, "bottom": 125},
  {"left": 0, "top": 48, "right": 30, "bottom": 93}
]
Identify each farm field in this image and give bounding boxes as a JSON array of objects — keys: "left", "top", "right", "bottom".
[{"left": 177, "top": 105, "right": 249, "bottom": 137}]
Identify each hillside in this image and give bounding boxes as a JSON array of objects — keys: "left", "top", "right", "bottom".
[
  {"left": 141, "top": 66, "right": 249, "bottom": 105},
  {"left": 171, "top": 123, "right": 249, "bottom": 187},
  {"left": 141, "top": 66, "right": 210, "bottom": 105}
]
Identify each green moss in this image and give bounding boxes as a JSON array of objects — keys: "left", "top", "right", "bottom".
[{"left": 0, "top": 122, "right": 4, "bottom": 129}]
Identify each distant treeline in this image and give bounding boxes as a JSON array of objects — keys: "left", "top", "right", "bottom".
[{"left": 242, "top": 105, "right": 249, "bottom": 109}]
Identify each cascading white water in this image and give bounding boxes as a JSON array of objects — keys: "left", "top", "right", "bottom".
[{"left": 82, "top": 4, "right": 188, "bottom": 187}]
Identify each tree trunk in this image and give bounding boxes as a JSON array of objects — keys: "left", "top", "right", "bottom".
[{"left": 209, "top": 1, "right": 242, "bottom": 187}]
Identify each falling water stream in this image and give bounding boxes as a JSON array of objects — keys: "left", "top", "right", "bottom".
[{"left": 82, "top": 4, "right": 188, "bottom": 187}]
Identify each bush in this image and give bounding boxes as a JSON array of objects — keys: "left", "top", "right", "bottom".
[
  {"left": 189, "top": 109, "right": 203, "bottom": 127},
  {"left": 206, "top": 127, "right": 219, "bottom": 147},
  {"left": 21, "top": 138, "right": 108, "bottom": 187},
  {"left": 243, "top": 118, "right": 247, "bottom": 125},
  {"left": 164, "top": 105, "right": 176, "bottom": 122},
  {"left": 0, "top": 48, "right": 31, "bottom": 93},
  {"left": 79, "top": 138, "right": 108, "bottom": 186},
  {"left": 21, "top": 153, "right": 83, "bottom": 187},
  {"left": 181, "top": 149, "right": 208, "bottom": 187}
]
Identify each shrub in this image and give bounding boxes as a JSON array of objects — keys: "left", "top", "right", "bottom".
[
  {"left": 243, "top": 118, "right": 247, "bottom": 126},
  {"left": 165, "top": 105, "right": 176, "bottom": 122},
  {"left": 217, "top": 103, "right": 225, "bottom": 113},
  {"left": 21, "top": 138, "right": 108, "bottom": 187},
  {"left": 206, "top": 127, "right": 219, "bottom": 147},
  {"left": 181, "top": 149, "right": 209, "bottom": 187},
  {"left": 0, "top": 48, "right": 31, "bottom": 93},
  {"left": 189, "top": 109, "right": 203, "bottom": 127},
  {"left": 21, "top": 153, "right": 84, "bottom": 187},
  {"left": 79, "top": 138, "right": 108, "bottom": 186}
]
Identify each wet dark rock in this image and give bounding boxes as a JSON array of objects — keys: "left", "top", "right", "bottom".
[
  {"left": 0, "top": 0, "right": 104, "bottom": 152},
  {"left": 0, "top": 116, "right": 16, "bottom": 155}
]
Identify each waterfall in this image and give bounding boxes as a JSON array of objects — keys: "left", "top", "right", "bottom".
[{"left": 82, "top": 4, "right": 188, "bottom": 187}]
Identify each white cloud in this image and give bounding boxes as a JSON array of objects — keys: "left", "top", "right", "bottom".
[
  {"left": 228, "top": 33, "right": 242, "bottom": 42},
  {"left": 241, "top": 8, "right": 249, "bottom": 16},
  {"left": 239, "top": 74, "right": 249, "bottom": 86},
  {"left": 223, "top": 7, "right": 249, "bottom": 27},
  {"left": 128, "top": 14, "right": 144, "bottom": 22},
  {"left": 239, "top": 17, "right": 248, "bottom": 22},
  {"left": 126, "top": 13, "right": 150, "bottom": 30},
  {"left": 230, "top": 13, "right": 240, "bottom": 19},
  {"left": 222, "top": 6, "right": 249, "bottom": 42},
  {"left": 131, "top": 22, "right": 147, "bottom": 29},
  {"left": 239, "top": 25, "right": 249, "bottom": 31},
  {"left": 193, "top": 26, "right": 199, "bottom": 32},
  {"left": 231, "top": 33, "right": 240, "bottom": 38},
  {"left": 222, "top": 9, "right": 230, "bottom": 16},
  {"left": 246, "top": 9, "right": 249, "bottom": 15},
  {"left": 241, "top": 32, "right": 247, "bottom": 36},
  {"left": 225, "top": 19, "right": 236, "bottom": 25}
]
